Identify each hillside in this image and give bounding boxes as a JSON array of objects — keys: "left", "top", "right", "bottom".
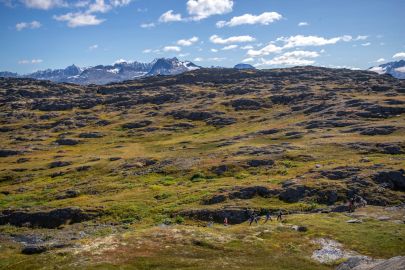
[{"left": 0, "top": 67, "right": 404, "bottom": 269}]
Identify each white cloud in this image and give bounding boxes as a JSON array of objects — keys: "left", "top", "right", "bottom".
[
  {"left": 187, "top": 0, "right": 233, "bottom": 20},
  {"left": 74, "top": 0, "right": 89, "bottom": 7},
  {"left": 393, "top": 52, "right": 405, "bottom": 59},
  {"left": 140, "top": 22, "right": 155, "bottom": 28},
  {"left": 114, "top": 58, "right": 128, "bottom": 64},
  {"left": 361, "top": 42, "right": 371, "bottom": 46},
  {"left": 375, "top": 58, "right": 385, "bottom": 63},
  {"left": 242, "top": 57, "right": 254, "bottom": 63},
  {"left": 88, "top": 44, "right": 98, "bottom": 50},
  {"left": 177, "top": 36, "right": 199, "bottom": 46},
  {"left": 53, "top": 12, "right": 104, "bottom": 27},
  {"left": 163, "top": 46, "right": 181, "bottom": 52},
  {"left": 209, "top": 34, "right": 255, "bottom": 44},
  {"left": 18, "top": 59, "right": 43, "bottom": 64},
  {"left": 369, "top": 66, "right": 385, "bottom": 74},
  {"left": 222, "top": 44, "right": 238, "bottom": 50},
  {"left": 277, "top": 35, "right": 352, "bottom": 49},
  {"left": 143, "top": 49, "right": 152, "bottom": 53},
  {"left": 258, "top": 50, "right": 319, "bottom": 66},
  {"left": 16, "top": 20, "right": 41, "bottom": 31},
  {"left": 87, "top": 0, "right": 111, "bottom": 13},
  {"left": 394, "top": 67, "right": 405, "bottom": 73},
  {"left": 355, "top": 35, "right": 368, "bottom": 40},
  {"left": 21, "top": 0, "right": 65, "bottom": 9},
  {"left": 110, "top": 0, "right": 131, "bottom": 7},
  {"left": 193, "top": 57, "right": 204, "bottom": 62},
  {"left": 216, "top": 11, "right": 282, "bottom": 28},
  {"left": 298, "top": 22, "right": 308, "bottom": 27},
  {"left": 247, "top": 43, "right": 282, "bottom": 57},
  {"left": 159, "top": 10, "right": 183, "bottom": 22},
  {"left": 178, "top": 53, "right": 190, "bottom": 57},
  {"left": 210, "top": 48, "right": 218, "bottom": 53}
]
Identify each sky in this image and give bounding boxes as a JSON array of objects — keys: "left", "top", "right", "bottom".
[{"left": 1, "top": 0, "right": 405, "bottom": 74}]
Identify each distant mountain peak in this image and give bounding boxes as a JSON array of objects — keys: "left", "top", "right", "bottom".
[
  {"left": 369, "top": 60, "right": 405, "bottom": 79},
  {"left": 147, "top": 57, "right": 200, "bottom": 76},
  {"left": 234, "top": 63, "right": 256, "bottom": 70}
]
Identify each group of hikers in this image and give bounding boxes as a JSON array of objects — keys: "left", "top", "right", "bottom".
[{"left": 208, "top": 210, "right": 284, "bottom": 227}]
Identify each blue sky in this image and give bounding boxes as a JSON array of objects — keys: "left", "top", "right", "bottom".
[{"left": 1, "top": 0, "right": 404, "bottom": 73}]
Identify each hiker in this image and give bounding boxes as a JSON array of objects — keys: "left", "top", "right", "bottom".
[
  {"left": 264, "top": 212, "right": 272, "bottom": 223},
  {"left": 348, "top": 197, "right": 355, "bottom": 212},
  {"left": 249, "top": 213, "right": 258, "bottom": 225},
  {"left": 224, "top": 217, "right": 228, "bottom": 226},
  {"left": 277, "top": 210, "right": 283, "bottom": 221}
]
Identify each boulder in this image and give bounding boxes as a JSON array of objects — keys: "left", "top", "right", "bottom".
[
  {"left": 0, "top": 149, "right": 21, "bottom": 157},
  {"left": 55, "top": 139, "right": 80, "bottom": 146},
  {"left": 246, "top": 159, "right": 274, "bottom": 167},
  {"left": 372, "top": 170, "right": 405, "bottom": 191},
  {"left": 49, "top": 161, "right": 72, "bottom": 168},
  {"left": 122, "top": 120, "right": 152, "bottom": 129},
  {"left": 0, "top": 207, "right": 100, "bottom": 228},
  {"left": 21, "top": 245, "right": 48, "bottom": 255}
]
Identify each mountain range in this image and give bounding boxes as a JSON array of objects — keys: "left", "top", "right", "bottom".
[
  {"left": 0, "top": 58, "right": 200, "bottom": 85},
  {"left": 2, "top": 59, "right": 404, "bottom": 85},
  {"left": 369, "top": 60, "right": 405, "bottom": 79}
]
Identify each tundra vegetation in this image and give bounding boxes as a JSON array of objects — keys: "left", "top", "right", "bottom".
[{"left": 0, "top": 67, "right": 404, "bottom": 269}]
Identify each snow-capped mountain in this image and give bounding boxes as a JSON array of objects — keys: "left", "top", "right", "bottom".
[
  {"left": 147, "top": 57, "right": 200, "bottom": 76},
  {"left": 369, "top": 60, "right": 405, "bottom": 79},
  {"left": 0, "top": 58, "right": 199, "bottom": 85}
]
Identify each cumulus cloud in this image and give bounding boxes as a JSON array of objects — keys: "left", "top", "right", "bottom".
[
  {"left": 18, "top": 59, "right": 43, "bottom": 64},
  {"left": 258, "top": 50, "right": 320, "bottom": 66},
  {"left": 177, "top": 36, "right": 199, "bottom": 46},
  {"left": 247, "top": 43, "right": 283, "bottom": 57},
  {"left": 143, "top": 49, "right": 152, "bottom": 53},
  {"left": 298, "top": 22, "right": 308, "bottom": 26},
  {"left": 16, "top": 20, "right": 41, "bottom": 31},
  {"left": 110, "top": 0, "right": 130, "bottom": 7},
  {"left": 216, "top": 11, "right": 282, "bottom": 28},
  {"left": 248, "top": 35, "right": 354, "bottom": 58},
  {"left": 355, "top": 35, "right": 368, "bottom": 40},
  {"left": 87, "top": 0, "right": 111, "bottom": 13},
  {"left": 187, "top": 0, "right": 233, "bottom": 20},
  {"left": 361, "top": 42, "right": 371, "bottom": 46},
  {"left": 222, "top": 44, "right": 238, "bottom": 50},
  {"left": 209, "top": 34, "right": 255, "bottom": 44},
  {"left": 53, "top": 12, "right": 104, "bottom": 27},
  {"left": 369, "top": 66, "right": 385, "bottom": 74},
  {"left": 114, "top": 58, "right": 128, "bottom": 64},
  {"left": 277, "top": 35, "right": 352, "bottom": 49},
  {"left": 140, "top": 22, "right": 155, "bottom": 28},
  {"left": 163, "top": 46, "right": 181, "bottom": 52},
  {"left": 394, "top": 67, "right": 405, "bottom": 73},
  {"left": 193, "top": 57, "right": 204, "bottom": 62},
  {"left": 210, "top": 48, "right": 218, "bottom": 53},
  {"left": 375, "top": 58, "right": 385, "bottom": 63},
  {"left": 21, "top": 0, "right": 65, "bottom": 9},
  {"left": 159, "top": 10, "right": 183, "bottom": 22},
  {"left": 393, "top": 52, "right": 405, "bottom": 59}
]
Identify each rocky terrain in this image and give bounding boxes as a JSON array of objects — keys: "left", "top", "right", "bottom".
[{"left": 0, "top": 66, "right": 404, "bottom": 269}]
